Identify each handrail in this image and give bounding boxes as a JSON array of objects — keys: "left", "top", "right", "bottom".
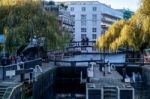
[
  {"left": 2, "top": 83, "right": 23, "bottom": 99},
  {"left": 17, "top": 62, "right": 24, "bottom": 70},
  {"left": 69, "top": 41, "right": 96, "bottom": 43},
  {"left": 31, "top": 65, "right": 43, "bottom": 82},
  {"left": 0, "top": 58, "right": 42, "bottom": 80},
  {"left": 34, "top": 65, "right": 43, "bottom": 73},
  {"left": 0, "top": 58, "right": 41, "bottom": 68},
  {"left": 51, "top": 59, "right": 102, "bottom": 63}
]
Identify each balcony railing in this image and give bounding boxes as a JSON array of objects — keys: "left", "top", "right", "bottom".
[{"left": 101, "top": 18, "right": 113, "bottom": 24}]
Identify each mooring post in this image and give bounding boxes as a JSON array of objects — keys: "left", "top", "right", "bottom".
[{"left": 20, "top": 73, "right": 25, "bottom": 82}]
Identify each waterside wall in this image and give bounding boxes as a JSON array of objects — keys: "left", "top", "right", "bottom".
[
  {"left": 142, "top": 66, "right": 150, "bottom": 86},
  {"left": 33, "top": 67, "right": 56, "bottom": 99}
]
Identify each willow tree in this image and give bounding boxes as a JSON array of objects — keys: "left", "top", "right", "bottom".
[
  {"left": 96, "top": 20, "right": 126, "bottom": 51},
  {"left": 139, "top": 0, "right": 150, "bottom": 16},
  {"left": 0, "top": 0, "right": 70, "bottom": 53},
  {"left": 96, "top": 0, "right": 150, "bottom": 53},
  {"left": 96, "top": 14, "right": 144, "bottom": 52}
]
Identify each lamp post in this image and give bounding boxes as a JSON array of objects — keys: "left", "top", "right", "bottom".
[
  {"left": 2, "top": 33, "right": 6, "bottom": 56},
  {"left": 2, "top": 34, "right": 6, "bottom": 80},
  {"left": 103, "top": 48, "right": 106, "bottom": 76}
]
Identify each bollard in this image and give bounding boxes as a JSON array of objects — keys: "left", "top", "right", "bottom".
[
  {"left": 122, "top": 65, "right": 126, "bottom": 82},
  {"left": 20, "top": 73, "right": 25, "bottom": 82},
  {"left": 132, "top": 72, "right": 135, "bottom": 83},
  {"left": 107, "top": 61, "right": 111, "bottom": 74},
  {"left": 29, "top": 73, "right": 33, "bottom": 83},
  {"left": 103, "top": 65, "right": 106, "bottom": 76},
  {"left": 108, "top": 65, "right": 111, "bottom": 74}
]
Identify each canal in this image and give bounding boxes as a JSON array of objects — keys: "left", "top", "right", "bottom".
[
  {"left": 42, "top": 54, "right": 150, "bottom": 99},
  {"left": 42, "top": 68, "right": 150, "bottom": 99}
]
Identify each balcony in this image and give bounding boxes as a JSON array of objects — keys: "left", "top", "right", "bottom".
[
  {"left": 102, "top": 13, "right": 121, "bottom": 19},
  {"left": 101, "top": 18, "right": 113, "bottom": 24},
  {"left": 59, "top": 17, "right": 74, "bottom": 26},
  {"left": 59, "top": 9, "right": 70, "bottom": 17}
]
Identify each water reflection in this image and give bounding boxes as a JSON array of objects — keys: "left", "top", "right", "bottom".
[
  {"left": 132, "top": 83, "right": 150, "bottom": 99},
  {"left": 56, "top": 94, "right": 85, "bottom": 99}
]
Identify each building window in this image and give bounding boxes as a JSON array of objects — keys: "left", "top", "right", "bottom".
[
  {"left": 92, "top": 20, "right": 97, "bottom": 26},
  {"left": 81, "top": 20, "right": 86, "bottom": 26},
  {"left": 81, "top": 15, "right": 86, "bottom": 26},
  {"left": 82, "top": 7, "right": 86, "bottom": 11},
  {"left": 93, "top": 7, "right": 97, "bottom": 11},
  {"left": 81, "top": 15, "right": 86, "bottom": 20},
  {"left": 92, "top": 28, "right": 97, "bottom": 32},
  {"left": 92, "top": 34, "right": 97, "bottom": 39},
  {"left": 73, "top": 28, "right": 75, "bottom": 32},
  {"left": 81, "top": 34, "right": 86, "bottom": 39},
  {"left": 72, "top": 34, "right": 75, "bottom": 40},
  {"left": 72, "top": 15, "right": 75, "bottom": 20},
  {"left": 81, "top": 47, "right": 86, "bottom": 50},
  {"left": 81, "top": 28, "right": 86, "bottom": 32},
  {"left": 70, "top": 7, "right": 74, "bottom": 11},
  {"left": 92, "top": 14, "right": 97, "bottom": 20},
  {"left": 92, "top": 47, "right": 96, "bottom": 51}
]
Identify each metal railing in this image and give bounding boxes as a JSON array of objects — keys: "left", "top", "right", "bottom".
[
  {"left": 2, "top": 83, "right": 23, "bottom": 99},
  {"left": 51, "top": 59, "right": 150, "bottom": 67},
  {"left": 66, "top": 41, "right": 96, "bottom": 48},
  {"left": 0, "top": 58, "right": 42, "bottom": 80}
]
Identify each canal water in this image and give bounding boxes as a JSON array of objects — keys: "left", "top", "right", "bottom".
[
  {"left": 44, "top": 54, "right": 150, "bottom": 99},
  {"left": 63, "top": 53, "right": 125, "bottom": 63},
  {"left": 43, "top": 84, "right": 150, "bottom": 99},
  {"left": 133, "top": 83, "right": 150, "bottom": 99}
]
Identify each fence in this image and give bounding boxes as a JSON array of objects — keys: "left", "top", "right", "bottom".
[{"left": 0, "top": 58, "right": 42, "bottom": 80}]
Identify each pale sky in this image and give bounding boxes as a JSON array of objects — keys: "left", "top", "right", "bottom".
[{"left": 47, "top": 0, "right": 140, "bottom": 12}]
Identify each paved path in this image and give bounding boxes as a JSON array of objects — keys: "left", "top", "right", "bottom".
[
  {"left": 88, "top": 66, "right": 131, "bottom": 88},
  {"left": 93, "top": 66, "right": 122, "bottom": 80}
]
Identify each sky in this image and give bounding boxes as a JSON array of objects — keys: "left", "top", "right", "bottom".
[{"left": 47, "top": 0, "right": 140, "bottom": 12}]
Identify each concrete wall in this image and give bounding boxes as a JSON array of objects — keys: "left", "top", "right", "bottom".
[
  {"left": 142, "top": 66, "right": 150, "bottom": 86},
  {"left": 33, "top": 67, "right": 56, "bottom": 99}
]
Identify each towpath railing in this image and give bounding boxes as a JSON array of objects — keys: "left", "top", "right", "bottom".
[
  {"left": 96, "top": 62, "right": 150, "bottom": 67},
  {"left": 0, "top": 58, "right": 42, "bottom": 80},
  {"left": 66, "top": 41, "right": 96, "bottom": 48},
  {"left": 52, "top": 59, "right": 102, "bottom": 67},
  {"left": 49, "top": 58, "right": 150, "bottom": 67},
  {"left": 2, "top": 83, "right": 23, "bottom": 99}
]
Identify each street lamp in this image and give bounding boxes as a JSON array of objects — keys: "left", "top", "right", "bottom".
[
  {"left": 2, "top": 34, "right": 6, "bottom": 56},
  {"left": 1, "top": 34, "right": 6, "bottom": 80}
]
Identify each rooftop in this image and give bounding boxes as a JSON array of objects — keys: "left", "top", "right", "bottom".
[{"left": 63, "top": 1, "right": 100, "bottom": 5}]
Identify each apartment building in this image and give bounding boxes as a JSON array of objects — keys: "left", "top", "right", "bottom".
[
  {"left": 65, "top": 1, "right": 102, "bottom": 42},
  {"left": 43, "top": 1, "right": 74, "bottom": 36},
  {"left": 100, "top": 4, "right": 123, "bottom": 34},
  {"left": 63, "top": 1, "right": 123, "bottom": 51},
  {"left": 65, "top": 1, "right": 123, "bottom": 41}
]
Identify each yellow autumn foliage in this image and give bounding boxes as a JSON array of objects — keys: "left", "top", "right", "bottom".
[
  {"left": 139, "top": 0, "right": 150, "bottom": 15},
  {"left": 141, "top": 16, "right": 150, "bottom": 33},
  {"left": 96, "top": 0, "right": 150, "bottom": 52},
  {"left": 0, "top": 0, "right": 70, "bottom": 53},
  {"left": 96, "top": 20, "right": 126, "bottom": 51}
]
